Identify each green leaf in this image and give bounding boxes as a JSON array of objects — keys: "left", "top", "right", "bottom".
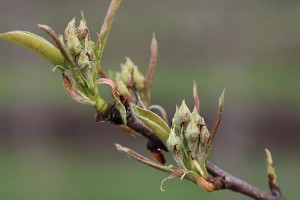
[
  {"left": 131, "top": 104, "right": 170, "bottom": 144},
  {"left": 116, "top": 101, "right": 127, "bottom": 125},
  {"left": 95, "top": 0, "right": 122, "bottom": 63},
  {"left": 0, "top": 31, "right": 64, "bottom": 66}
]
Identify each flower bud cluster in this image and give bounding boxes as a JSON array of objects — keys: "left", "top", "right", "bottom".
[
  {"left": 109, "top": 57, "right": 146, "bottom": 107},
  {"left": 64, "top": 16, "right": 97, "bottom": 89},
  {"left": 167, "top": 100, "right": 211, "bottom": 178}
]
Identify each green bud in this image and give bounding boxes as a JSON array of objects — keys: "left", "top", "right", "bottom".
[
  {"left": 121, "top": 64, "right": 133, "bottom": 86},
  {"left": 77, "top": 51, "right": 89, "bottom": 69},
  {"left": 172, "top": 100, "right": 191, "bottom": 134},
  {"left": 77, "top": 19, "right": 89, "bottom": 41},
  {"left": 199, "top": 117, "right": 210, "bottom": 162},
  {"left": 84, "top": 37, "right": 95, "bottom": 60},
  {"left": 66, "top": 31, "right": 82, "bottom": 57},
  {"left": 116, "top": 78, "right": 131, "bottom": 99},
  {"left": 167, "top": 128, "right": 185, "bottom": 168},
  {"left": 65, "top": 18, "right": 76, "bottom": 40},
  {"left": 191, "top": 107, "right": 201, "bottom": 125},
  {"left": 133, "top": 67, "right": 145, "bottom": 90},
  {"left": 185, "top": 119, "right": 200, "bottom": 158},
  {"left": 122, "top": 57, "right": 136, "bottom": 74}
]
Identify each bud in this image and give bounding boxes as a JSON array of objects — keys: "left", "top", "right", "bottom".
[
  {"left": 191, "top": 107, "right": 201, "bottom": 125},
  {"left": 172, "top": 100, "right": 191, "bottom": 134},
  {"left": 121, "top": 64, "right": 133, "bottom": 86},
  {"left": 116, "top": 78, "right": 131, "bottom": 99},
  {"left": 66, "top": 31, "right": 82, "bottom": 57},
  {"left": 133, "top": 67, "right": 145, "bottom": 90},
  {"left": 199, "top": 117, "right": 210, "bottom": 162},
  {"left": 185, "top": 118, "right": 200, "bottom": 158},
  {"left": 122, "top": 57, "right": 136, "bottom": 74},
  {"left": 77, "top": 19, "right": 89, "bottom": 41},
  {"left": 76, "top": 51, "right": 89, "bottom": 69},
  {"left": 65, "top": 18, "right": 76, "bottom": 39},
  {"left": 84, "top": 37, "right": 95, "bottom": 61},
  {"left": 166, "top": 128, "right": 185, "bottom": 168}
]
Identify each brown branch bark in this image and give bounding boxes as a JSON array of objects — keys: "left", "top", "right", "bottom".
[
  {"left": 206, "top": 162, "right": 285, "bottom": 200},
  {"left": 100, "top": 104, "right": 285, "bottom": 200}
]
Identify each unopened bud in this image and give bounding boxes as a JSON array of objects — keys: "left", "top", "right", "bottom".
[
  {"left": 133, "top": 67, "right": 145, "bottom": 90},
  {"left": 116, "top": 78, "right": 131, "bottom": 99},
  {"left": 77, "top": 19, "right": 89, "bottom": 41},
  {"left": 198, "top": 117, "right": 210, "bottom": 162},
  {"left": 122, "top": 57, "right": 135, "bottom": 74},
  {"left": 65, "top": 18, "right": 76, "bottom": 40},
  {"left": 172, "top": 100, "right": 191, "bottom": 134},
  {"left": 66, "top": 31, "right": 82, "bottom": 57},
  {"left": 77, "top": 51, "right": 89, "bottom": 69},
  {"left": 167, "top": 128, "right": 185, "bottom": 168},
  {"left": 84, "top": 37, "right": 95, "bottom": 60},
  {"left": 121, "top": 65, "right": 133, "bottom": 86},
  {"left": 191, "top": 107, "right": 201, "bottom": 125},
  {"left": 185, "top": 119, "right": 200, "bottom": 158}
]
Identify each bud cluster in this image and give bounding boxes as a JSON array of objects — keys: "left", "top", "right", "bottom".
[
  {"left": 167, "top": 100, "right": 212, "bottom": 179},
  {"left": 108, "top": 57, "right": 147, "bottom": 108},
  {"left": 63, "top": 15, "right": 98, "bottom": 93}
]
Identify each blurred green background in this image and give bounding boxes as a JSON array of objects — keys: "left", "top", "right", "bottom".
[{"left": 0, "top": 0, "right": 299, "bottom": 199}]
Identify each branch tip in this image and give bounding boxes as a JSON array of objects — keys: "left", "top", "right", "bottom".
[{"left": 265, "top": 148, "right": 282, "bottom": 197}]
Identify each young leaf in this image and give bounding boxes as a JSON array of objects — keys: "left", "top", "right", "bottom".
[
  {"left": 149, "top": 104, "right": 169, "bottom": 125},
  {"left": 95, "top": 0, "right": 122, "bottom": 63},
  {"left": 205, "top": 89, "right": 225, "bottom": 163},
  {"left": 131, "top": 104, "right": 170, "bottom": 145},
  {"left": 146, "top": 33, "right": 158, "bottom": 107},
  {"left": 265, "top": 149, "right": 282, "bottom": 197},
  {"left": 63, "top": 73, "right": 96, "bottom": 106},
  {"left": 193, "top": 81, "right": 200, "bottom": 113},
  {"left": 0, "top": 31, "right": 64, "bottom": 66}
]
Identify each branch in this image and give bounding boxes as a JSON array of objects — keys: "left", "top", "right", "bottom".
[
  {"left": 100, "top": 103, "right": 167, "bottom": 151},
  {"left": 100, "top": 103, "right": 285, "bottom": 200},
  {"left": 206, "top": 162, "right": 285, "bottom": 200}
]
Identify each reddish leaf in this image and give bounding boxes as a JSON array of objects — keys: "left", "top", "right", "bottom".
[
  {"left": 193, "top": 81, "right": 200, "bottom": 113},
  {"left": 63, "top": 73, "right": 95, "bottom": 106},
  {"left": 146, "top": 33, "right": 158, "bottom": 107}
]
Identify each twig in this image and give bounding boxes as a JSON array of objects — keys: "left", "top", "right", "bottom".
[
  {"left": 206, "top": 162, "right": 285, "bottom": 200},
  {"left": 126, "top": 110, "right": 168, "bottom": 151},
  {"left": 101, "top": 102, "right": 285, "bottom": 200},
  {"left": 115, "top": 143, "right": 173, "bottom": 173}
]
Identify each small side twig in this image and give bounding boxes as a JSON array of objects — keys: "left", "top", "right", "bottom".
[{"left": 115, "top": 143, "right": 173, "bottom": 173}]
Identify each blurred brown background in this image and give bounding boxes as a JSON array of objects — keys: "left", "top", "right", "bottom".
[{"left": 0, "top": 0, "right": 299, "bottom": 199}]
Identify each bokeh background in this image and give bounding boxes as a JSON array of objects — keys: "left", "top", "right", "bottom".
[{"left": 0, "top": 0, "right": 299, "bottom": 199}]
